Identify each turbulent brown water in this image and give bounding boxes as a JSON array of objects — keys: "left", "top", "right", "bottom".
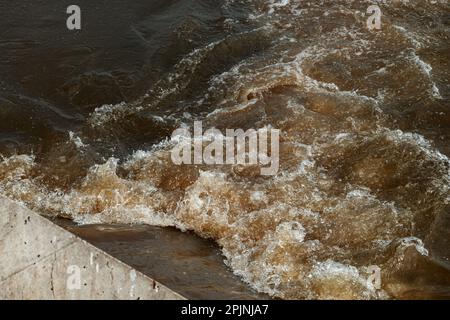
[{"left": 1, "top": 0, "right": 450, "bottom": 299}]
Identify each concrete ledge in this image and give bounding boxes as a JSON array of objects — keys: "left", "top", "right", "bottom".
[{"left": 0, "top": 196, "right": 185, "bottom": 300}]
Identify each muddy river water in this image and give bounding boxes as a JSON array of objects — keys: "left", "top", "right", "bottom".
[{"left": 1, "top": 1, "right": 449, "bottom": 299}]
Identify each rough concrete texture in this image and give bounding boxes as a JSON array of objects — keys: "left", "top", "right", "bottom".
[{"left": 0, "top": 196, "right": 185, "bottom": 300}]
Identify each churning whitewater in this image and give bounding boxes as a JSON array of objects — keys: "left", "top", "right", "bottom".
[{"left": 0, "top": 0, "right": 449, "bottom": 299}]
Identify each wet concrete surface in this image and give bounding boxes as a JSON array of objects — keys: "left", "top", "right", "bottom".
[{"left": 54, "top": 218, "right": 270, "bottom": 300}]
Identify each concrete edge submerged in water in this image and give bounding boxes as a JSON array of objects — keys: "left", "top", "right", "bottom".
[{"left": 0, "top": 196, "right": 185, "bottom": 300}]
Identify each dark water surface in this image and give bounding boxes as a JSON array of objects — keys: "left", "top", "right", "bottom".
[{"left": 1, "top": 1, "right": 450, "bottom": 299}]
